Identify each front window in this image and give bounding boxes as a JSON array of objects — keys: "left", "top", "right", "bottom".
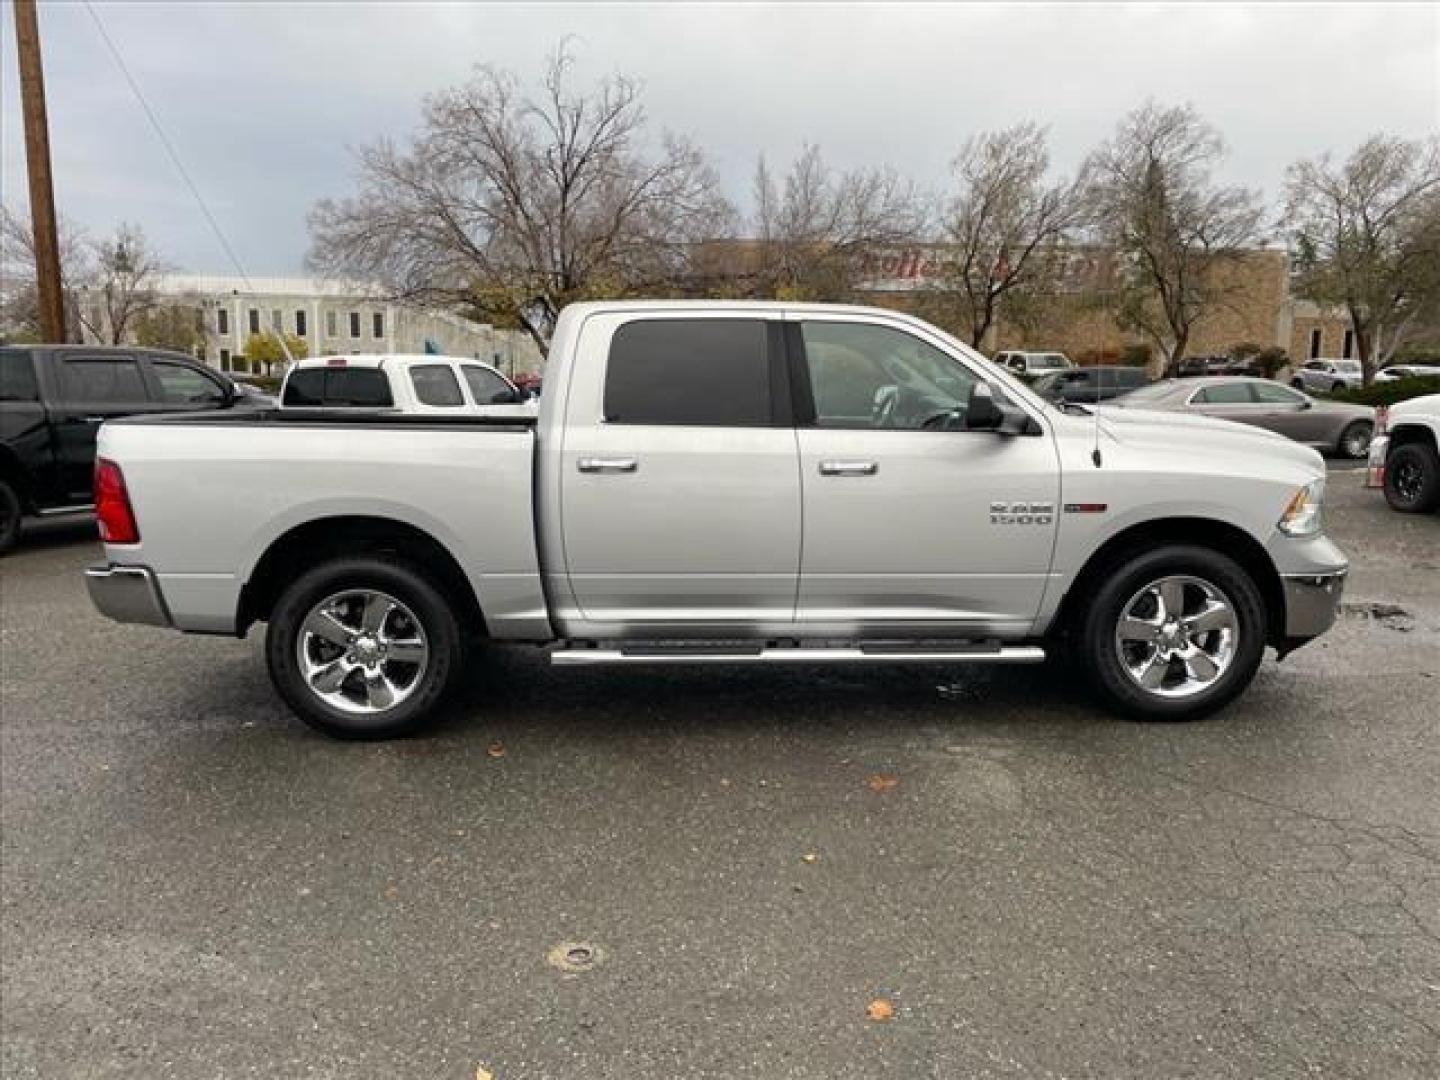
[
  {"left": 152, "top": 361, "right": 227, "bottom": 404},
  {"left": 1193, "top": 383, "right": 1252, "bottom": 404},
  {"left": 409, "top": 364, "right": 465, "bottom": 407},
  {"left": 462, "top": 365, "right": 515, "bottom": 405},
  {"left": 802, "top": 321, "right": 976, "bottom": 429}
]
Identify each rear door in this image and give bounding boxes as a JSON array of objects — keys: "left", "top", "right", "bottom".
[
  {"left": 49, "top": 352, "right": 156, "bottom": 501},
  {"left": 559, "top": 313, "right": 801, "bottom": 626}
]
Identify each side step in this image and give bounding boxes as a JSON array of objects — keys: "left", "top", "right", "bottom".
[{"left": 550, "top": 641, "right": 1047, "bottom": 667}]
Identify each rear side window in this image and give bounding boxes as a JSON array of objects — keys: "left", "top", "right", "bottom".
[
  {"left": 283, "top": 367, "right": 393, "bottom": 407},
  {"left": 0, "top": 349, "right": 39, "bottom": 401},
  {"left": 58, "top": 356, "right": 148, "bottom": 403},
  {"left": 409, "top": 365, "right": 464, "bottom": 407},
  {"left": 604, "top": 319, "right": 772, "bottom": 426},
  {"left": 462, "top": 365, "right": 515, "bottom": 405}
]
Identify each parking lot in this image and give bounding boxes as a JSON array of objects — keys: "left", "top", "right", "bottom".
[{"left": 2, "top": 466, "right": 1437, "bottom": 1079}]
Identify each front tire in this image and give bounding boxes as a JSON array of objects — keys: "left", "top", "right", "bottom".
[
  {"left": 1383, "top": 442, "right": 1440, "bottom": 513},
  {"left": 1338, "top": 421, "right": 1373, "bottom": 460},
  {"left": 1077, "top": 545, "right": 1266, "bottom": 722},
  {"left": 266, "top": 556, "right": 465, "bottom": 739}
]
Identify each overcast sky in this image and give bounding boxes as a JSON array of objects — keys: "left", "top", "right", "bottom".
[{"left": 3, "top": 1, "right": 1436, "bottom": 274}]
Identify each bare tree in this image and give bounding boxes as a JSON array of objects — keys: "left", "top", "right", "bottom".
[
  {"left": 308, "top": 45, "right": 732, "bottom": 348},
  {"left": 1285, "top": 135, "right": 1440, "bottom": 383},
  {"left": 927, "top": 123, "right": 1086, "bottom": 348},
  {"left": 751, "top": 144, "right": 925, "bottom": 299},
  {"left": 85, "top": 223, "right": 168, "bottom": 344},
  {"left": 0, "top": 204, "right": 91, "bottom": 342},
  {"left": 1084, "top": 102, "right": 1263, "bottom": 373}
]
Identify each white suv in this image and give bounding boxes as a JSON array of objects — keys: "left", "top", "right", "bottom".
[
  {"left": 993, "top": 350, "right": 1072, "bottom": 377},
  {"left": 280, "top": 354, "right": 536, "bottom": 415},
  {"left": 1291, "top": 358, "right": 1363, "bottom": 393}
]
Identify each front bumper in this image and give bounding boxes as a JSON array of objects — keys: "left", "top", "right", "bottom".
[
  {"left": 1280, "top": 570, "right": 1346, "bottom": 639},
  {"left": 85, "top": 564, "right": 172, "bottom": 627}
]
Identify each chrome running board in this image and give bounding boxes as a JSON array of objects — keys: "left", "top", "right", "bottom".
[{"left": 550, "top": 642, "right": 1047, "bottom": 666}]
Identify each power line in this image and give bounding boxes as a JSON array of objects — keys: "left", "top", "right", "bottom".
[{"left": 81, "top": 0, "right": 253, "bottom": 290}]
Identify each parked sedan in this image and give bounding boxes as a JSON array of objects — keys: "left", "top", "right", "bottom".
[
  {"left": 1032, "top": 365, "right": 1150, "bottom": 404},
  {"left": 1109, "top": 377, "right": 1376, "bottom": 458}
]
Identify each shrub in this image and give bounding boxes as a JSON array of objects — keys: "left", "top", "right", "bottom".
[
  {"left": 1320, "top": 376, "right": 1440, "bottom": 407},
  {"left": 1120, "top": 344, "right": 1151, "bottom": 368}
]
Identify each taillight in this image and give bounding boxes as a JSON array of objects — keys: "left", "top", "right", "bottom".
[{"left": 94, "top": 457, "right": 140, "bottom": 544}]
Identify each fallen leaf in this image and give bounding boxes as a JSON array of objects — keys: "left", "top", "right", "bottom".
[
  {"left": 801, "top": 852, "right": 819, "bottom": 864},
  {"left": 866, "top": 773, "right": 899, "bottom": 793},
  {"left": 866, "top": 998, "right": 895, "bottom": 1022},
  {"left": 487, "top": 742, "right": 506, "bottom": 759}
]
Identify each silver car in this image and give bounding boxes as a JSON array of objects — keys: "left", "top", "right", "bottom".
[
  {"left": 1291, "top": 358, "right": 1363, "bottom": 393},
  {"left": 1110, "top": 377, "right": 1376, "bottom": 458}
]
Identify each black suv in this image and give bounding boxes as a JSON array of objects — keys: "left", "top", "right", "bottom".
[{"left": 1, "top": 345, "right": 246, "bottom": 552}]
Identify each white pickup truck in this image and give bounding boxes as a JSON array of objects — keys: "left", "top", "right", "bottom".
[{"left": 86, "top": 301, "right": 1348, "bottom": 738}]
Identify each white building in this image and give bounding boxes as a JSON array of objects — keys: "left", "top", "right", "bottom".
[{"left": 81, "top": 274, "right": 543, "bottom": 377}]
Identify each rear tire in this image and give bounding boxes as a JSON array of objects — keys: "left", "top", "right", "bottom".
[
  {"left": 1077, "top": 545, "right": 1267, "bottom": 722},
  {"left": 1383, "top": 442, "right": 1440, "bottom": 513},
  {"left": 1290, "top": 377, "right": 1304, "bottom": 389},
  {"left": 0, "top": 480, "right": 21, "bottom": 555},
  {"left": 266, "top": 556, "right": 465, "bottom": 739},
  {"left": 1338, "top": 421, "right": 1373, "bottom": 460}
]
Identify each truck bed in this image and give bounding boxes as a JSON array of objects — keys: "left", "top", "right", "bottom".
[{"left": 98, "top": 409, "right": 549, "bottom": 639}]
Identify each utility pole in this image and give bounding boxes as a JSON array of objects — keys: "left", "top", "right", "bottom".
[{"left": 14, "top": 0, "right": 67, "bottom": 343}]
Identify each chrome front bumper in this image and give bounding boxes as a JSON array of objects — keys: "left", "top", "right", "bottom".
[
  {"left": 85, "top": 564, "right": 172, "bottom": 627},
  {"left": 1281, "top": 570, "right": 1346, "bottom": 639}
]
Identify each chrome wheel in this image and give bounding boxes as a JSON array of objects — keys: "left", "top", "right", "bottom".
[
  {"left": 295, "top": 589, "right": 429, "bottom": 715},
  {"left": 1114, "top": 575, "right": 1238, "bottom": 699},
  {"left": 1342, "top": 424, "right": 1372, "bottom": 459}
]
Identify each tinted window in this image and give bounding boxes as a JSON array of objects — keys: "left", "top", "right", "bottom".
[
  {"left": 1194, "top": 383, "right": 1253, "bottom": 404},
  {"left": 282, "top": 367, "right": 393, "bottom": 407},
  {"left": 802, "top": 321, "right": 975, "bottom": 429},
  {"left": 1252, "top": 382, "right": 1304, "bottom": 405},
  {"left": 604, "top": 319, "right": 771, "bottom": 426},
  {"left": 0, "top": 349, "right": 39, "bottom": 402},
  {"left": 409, "top": 365, "right": 465, "bottom": 407},
  {"left": 152, "top": 361, "right": 227, "bottom": 404},
  {"left": 462, "top": 365, "right": 514, "bottom": 405},
  {"left": 58, "top": 357, "right": 149, "bottom": 403}
]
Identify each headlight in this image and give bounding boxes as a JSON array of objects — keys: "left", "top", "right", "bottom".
[{"left": 1278, "top": 478, "right": 1325, "bottom": 537}]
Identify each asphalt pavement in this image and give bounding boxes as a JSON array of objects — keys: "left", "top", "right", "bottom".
[{"left": 2, "top": 467, "right": 1437, "bottom": 1079}]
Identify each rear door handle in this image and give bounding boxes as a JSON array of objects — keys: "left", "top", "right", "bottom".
[
  {"left": 577, "top": 456, "right": 639, "bottom": 474},
  {"left": 819, "top": 460, "right": 878, "bottom": 476}
]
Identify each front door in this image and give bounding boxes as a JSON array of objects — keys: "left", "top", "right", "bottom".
[
  {"left": 791, "top": 318, "right": 1060, "bottom": 634},
  {"left": 559, "top": 314, "right": 801, "bottom": 628}
]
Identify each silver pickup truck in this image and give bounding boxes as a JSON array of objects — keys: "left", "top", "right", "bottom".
[{"left": 87, "top": 302, "right": 1348, "bottom": 738}]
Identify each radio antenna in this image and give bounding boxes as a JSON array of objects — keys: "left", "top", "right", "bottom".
[{"left": 1091, "top": 360, "right": 1104, "bottom": 467}]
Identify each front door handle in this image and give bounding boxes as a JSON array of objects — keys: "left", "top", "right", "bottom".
[
  {"left": 577, "top": 456, "right": 639, "bottom": 474},
  {"left": 819, "top": 460, "right": 878, "bottom": 476}
]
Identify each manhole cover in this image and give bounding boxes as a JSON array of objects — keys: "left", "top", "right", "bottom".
[{"left": 547, "top": 941, "right": 603, "bottom": 973}]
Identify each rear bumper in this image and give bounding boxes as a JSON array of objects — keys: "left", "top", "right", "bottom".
[
  {"left": 85, "top": 564, "right": 172, "bottom": 628},
  {"left": 1280, "top": 569, "right": 1346, "bottom": 639}
]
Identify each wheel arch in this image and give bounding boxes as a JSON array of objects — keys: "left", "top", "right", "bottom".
[
  {"left": 1051, "top": 517, "right": 1286, "bottom": 648},
  {"left": 1388, "top": 421, "right": 1438, "bottom": 455},
  {"left": 237, "top": 515, "right": 487, "bottom": 638},
  {"left": 0, "top": 446, "right": 34, "bottom": 512}
]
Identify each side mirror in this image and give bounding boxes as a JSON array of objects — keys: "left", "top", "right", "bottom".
[{"left": 965, "top": 382, "right": 1004, "bottom": 430}]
